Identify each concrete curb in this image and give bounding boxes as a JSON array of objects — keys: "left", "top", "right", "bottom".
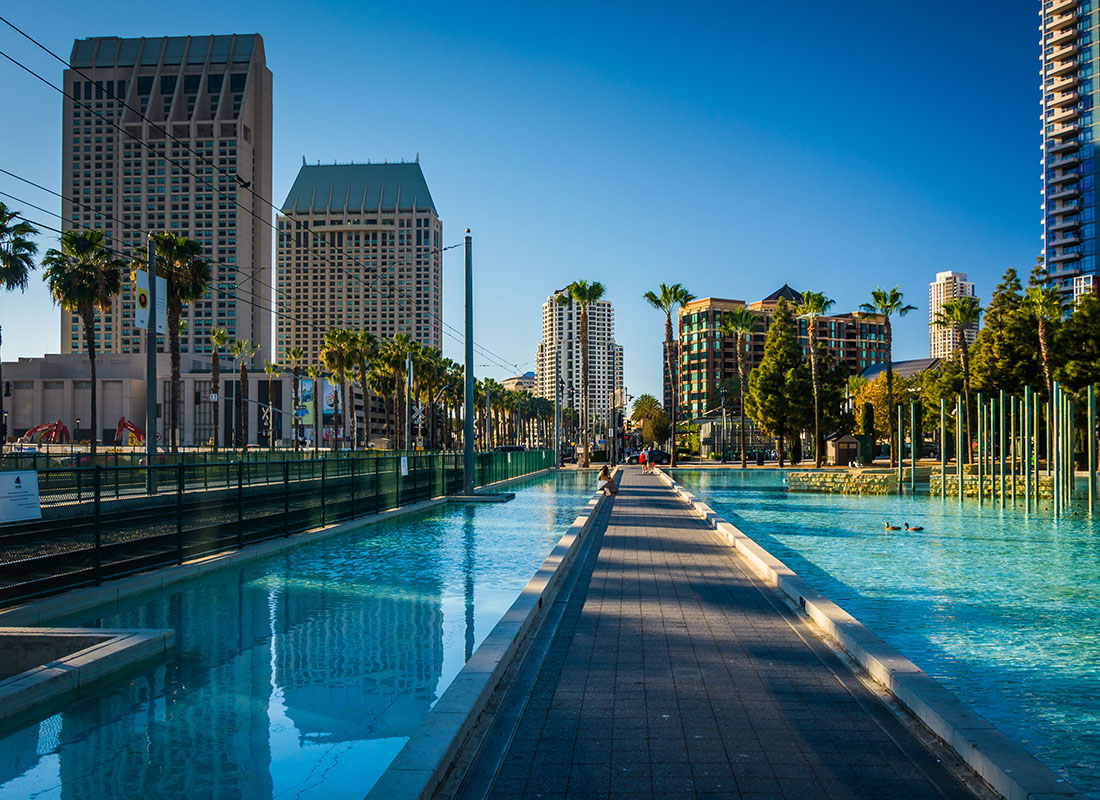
[
  {"left": 655, "top": 468, "right": 1083, "bottom": 800},
  {"left": 365, "top": 468, "right": 616, "bottom": 800},
  {"left": 0, "top": 627, "right": 174, "bottom": 725}
]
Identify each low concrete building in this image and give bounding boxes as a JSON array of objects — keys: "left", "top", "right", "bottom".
[{"left": 3, "top": 353, "right": 293, "bottom": 448}]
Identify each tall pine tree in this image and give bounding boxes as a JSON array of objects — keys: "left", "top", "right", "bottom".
[
  {"left": 970, "top": 267, "right": 1042, "bottom": 395},
  {"left": 745, "top": 298, "right": 809, "bottom": 466}
]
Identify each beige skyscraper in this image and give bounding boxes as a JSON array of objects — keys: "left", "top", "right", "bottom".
[
  {"left": 534, "top": 290, "right": 623, "bottom": 426},
  {"left": 61, "top": 34, "right": 273, "bottom": 361},
  {"left": 274, "top": 161, "right": 442, "bottom": 366},
  {"left": 929, "top": 271, "right": 977, "bottom": 358}
]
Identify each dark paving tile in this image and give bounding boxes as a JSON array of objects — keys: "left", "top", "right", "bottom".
[{"left": 460, "top": 470, "right": 979, "bottom": 800}]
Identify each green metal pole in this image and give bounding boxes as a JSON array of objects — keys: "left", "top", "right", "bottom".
[
  {"left": 1035, "top": 396, "right": 1041, "bottom": 505},
  {"left": 1024, "top": 388, "right": 1031, "bottom": 511},
  {"left": 956, "top": 395, "right": 964, "bottom": 502},
  {"left": 1053, "top": 384, "right": 1060, "bottom": 517},
  {"left": 1010, "top": 396, "right": 1016, "bottom": 505},
  {"left": 910, "top": 402, "right": 917, "bottom": 494},
  {"left": 981, "top": 391, "right": 990, "bottom": 506},
  {"left": 1088, "top": 385, "right": 1096, "bottom": 516},
  {"left": 1068, "top": 396, "right": 1075, "bottom": 509},
  {"left": 999, "top": 390, "right": 1006, "bottom": 508},
  {"left": 940, "top": 398, "right": 946, "bottom": 499},
  {"left": 897, "top": 404, "right": 903, "bottom": 494}
]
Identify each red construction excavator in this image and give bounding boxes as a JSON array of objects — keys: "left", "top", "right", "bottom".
[
  {"left": 114, "top": 417, "right": 145, "bottom": 446},
  {"left": 19, "top": 419, "right": 70, "bottom": 444}
]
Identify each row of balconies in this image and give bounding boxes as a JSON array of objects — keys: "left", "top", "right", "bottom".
[
  {"left": 1044, "top": 25, "right": 1078, "bottom": 47},
  {"left": 1049, "top": 215, "right": 1082, "bottom": 231},
  {"left": 1047, "top": 56, "right": 1079, "bottom": 77},
  {"left": 1049, "top": 199, "right": 1080, "bottom": 214},
  {"left": 1045, "top": 0, "right": 1079, "bottom": 17},
  {"left": 1047, "top": 153, "right": 1080, "bottom": 169},
  {"left": 1045, "top": 73, "right": 1079, "bottom": 93},
  {"left": 1048, "top": 184, "right": 1081, "bottom": 201},
  {"left": 1048, "top": 134, "right": 1083, "bottom": 153},
  {"left": 1045, "top": 104, "right": 1080, "bottom": 123},
  {"left": 1046, "top": 7, "right": 1081, "bottom": 29}
]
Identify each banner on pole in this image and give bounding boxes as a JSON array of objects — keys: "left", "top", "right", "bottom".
[{"left": 133, "top": 270, "right": 167, "bottom": 333}]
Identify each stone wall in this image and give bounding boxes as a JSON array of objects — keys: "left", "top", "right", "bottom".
[
  {"left": 787, "top": 471, "right": 896, "bottom": 495},
  {"left": 929, "top": 473, "right": 1054, "bottom": 499}
]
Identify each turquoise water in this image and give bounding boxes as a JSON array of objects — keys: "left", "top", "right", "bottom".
[
  {"left": 0, "top": 471, "right": 593, "bottom": 800},
  {"left": 675, "top": 469, "right": 1100, "bottom": 797}
]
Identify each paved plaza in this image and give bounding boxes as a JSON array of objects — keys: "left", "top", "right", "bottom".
[{"left": 462, "top": 468, "right": 979, "bottom": 800}]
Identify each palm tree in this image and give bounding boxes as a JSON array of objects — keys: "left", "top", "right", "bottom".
[
  {"left": 934, "top": 296, "right": 983, "bottom": 455},
  {"left": 135, "top": 233, "right": 211, "bottom": 451},
  {"left": 210, "top": 328, "right": 228, "bottom": 451},
  {"left": 631, "top": 394, "right": 663, "bottom": 424},
  {"left": 0, "top": 204, "right": 39, "bottom": 452},
  {"left": 794, "top": 292, "right": 835, "bottom": 469},
  {"left": 307, "top": 364, "right": 324, "bottom": 452},
  {"left": 720, "top": 307, "right": 760, "bottom": 468},
  {"left": 285, "top": 346, "right": 305, "bottom": 450},
  {"left": 263, "top": 360, "right": 281, "bottom": 448},
  {"left": 320, "top": 328, "right": 354, "bottom": 450},
  {"left": 0, "top": 203, "right": 39, "bottom": 292},
  {"left": 229, "top": 338, "right": 258, "bottom": 448},
  {"left": 557, "top": 281, "right": 607, "bottom": 467},
  {"left": 352, "top": 332, "right": 377, "bottom": 449},
  {"left": 860, "top": 287, "right": 917, "bottom": 467},
  {"left": 42, "top": 230, "right": 124, "bottom": 454},
  {"left": 1024, "top": 280, "right": 1062, "bottom": 396},
  {"left": 643, "top": 283, "right": 694, "bottom": 467}
]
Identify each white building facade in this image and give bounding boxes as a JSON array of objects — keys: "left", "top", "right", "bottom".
[
  {"left": 534, "top": 291, "right": 624, "bottom": 427},
  {"left": 929, "top": 271, "right": 978, "bottom": 359}
]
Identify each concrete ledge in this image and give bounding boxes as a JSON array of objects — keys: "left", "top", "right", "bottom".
[
  {"left": 366, "top": 468, "right": 615, "bottom": 800},
  {"left": 0, "top": 627, "right": 174, "bottom": 726},
  {"left": 0, "top": 496, "right": 447, "bottom": 626},
  {"left": 654, "top": 468, "right": 1083, "bottom": 800}
]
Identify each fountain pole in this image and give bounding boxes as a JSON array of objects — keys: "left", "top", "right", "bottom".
[
  {"left": 999, "top": 390, "right": 1006, "bottom": 509},
  {"left": 977, "top": 393, "right": 983, "bottom": 507},
  {"left": 1088, "top": 385, "right": 1096, "bottom": 515},
  {"left": 939, "top": 398, "right": 946, "bottom": 499},
  {"left": 910, "top": 402, "right": 917, "bottom": 494},
  {"left": 463, "top": 230, "right": 476, "bottom": 497},
  {"left": 956, "top": 395, "right": 964, "bottom": 502}
]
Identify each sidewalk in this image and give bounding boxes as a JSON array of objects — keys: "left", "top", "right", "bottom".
[{"left": 462, "top": 467, "right": 978, "bottom": 800}]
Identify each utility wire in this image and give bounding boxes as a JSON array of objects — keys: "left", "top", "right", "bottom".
[{"left": 0, "top": 29, "right": 524, "bottom": 373}]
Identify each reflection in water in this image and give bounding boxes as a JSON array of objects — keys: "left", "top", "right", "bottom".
[
  {"left": 464, "top": 506, "right": 476, "bottom": 662},
  {"left": 0, "top": 471, "right": 592, "bottom": 800}
]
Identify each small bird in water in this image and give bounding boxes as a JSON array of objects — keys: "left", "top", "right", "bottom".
[
  {"left": 905, "top": 523, "right": 924, "bottom": 531},
  {"left": 884, "top": 522, "right": 901, "bottom": 531}
]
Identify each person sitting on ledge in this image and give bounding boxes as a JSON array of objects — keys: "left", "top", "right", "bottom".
[{"left": 597, "top": 465, "right": 618, "bottom": 496}]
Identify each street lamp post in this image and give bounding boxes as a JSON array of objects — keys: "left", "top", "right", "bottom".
[{"left": 73, "top": 417, "right": 80, "bottom": 459}]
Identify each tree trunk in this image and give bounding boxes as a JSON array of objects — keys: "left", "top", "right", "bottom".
[
  {"left": 737, "top": 337, "right": 747, "bottom": 469},
  {"left": 168, "top": 300, "right": 180, "bottom": 452},
  {"left": 778, "top": 434, "right": 785, "bottom": 468},
  {"left": 665, "top": 312, "right": 678, "bottom": 468},
  {"left": 82, "top": 305, "right": 98, "bottom": 455},
  {"left": 581, "top": 306, "right": 591, "bottom": 468},
  {"left": 239, "top": 361, "right": 248, "bottom": 448},
  {"left": 885, "top": 318, "right": 895, "bottom": 468},
  {"left": 810, "top": 324, "right": 822, "bottom": 469},
  {"left": 211, "top": 357, "right": 220, "bottom": 452},
  {"left": 1038, "top": 318, "right": 1054, "bottom": 398}
]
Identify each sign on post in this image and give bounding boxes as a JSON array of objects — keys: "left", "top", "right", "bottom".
[
  {"left": 133, "top": 270, "right": 167, "bottom": 334},
  {"left": 0, "top": 470, "right": 41, "bottom": 524},
  {"left": 400, "top": 456, "right": 409, "bottom": 476}
]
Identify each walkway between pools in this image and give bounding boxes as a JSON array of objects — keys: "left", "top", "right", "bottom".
[{"left": 456, "top": 466, "right": 981, "bottom": 800}]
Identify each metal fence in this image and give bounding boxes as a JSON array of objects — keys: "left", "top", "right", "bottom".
[{"left": 0, "top": 449, "right": 554, "bottom": 606}]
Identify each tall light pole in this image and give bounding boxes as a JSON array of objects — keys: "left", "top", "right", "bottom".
[
  {"left": 462, "top": 230, "right": 475, "bottom": 495},
  {"left": 145, "top": 235, "right": 158, "bottom": 463},
  {"left": 554, "top": 348, "right": 561, "bottom": 467},
  {"left": 720, "top": 383, "right": 728, "bottom": 462}
]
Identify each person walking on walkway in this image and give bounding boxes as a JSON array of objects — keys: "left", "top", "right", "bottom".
[{"left": 639, "top": 448, "right": 648, "bottom": 474}]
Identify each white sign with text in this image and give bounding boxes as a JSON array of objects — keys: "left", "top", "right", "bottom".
[{"left": 0, "top": 470, "right": 41, "bottom": 524}]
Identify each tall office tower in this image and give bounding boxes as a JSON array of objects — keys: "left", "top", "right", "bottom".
[
  {"left": 275, "top": 162, "right": 442, "bottom": 366},
  {"left": 929, "top": 271, "right": 978, "bottom": 358},
  {"left": 61, "top": 34, "right": 273, "bottom": 361},
  {"left": 534, "top": 290, "right": 624, "bottom": 426},
  {"left": 1041, "top": 0, "right": 1097, "bottom": 302}
]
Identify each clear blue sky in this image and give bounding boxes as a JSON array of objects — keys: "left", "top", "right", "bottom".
[{"left": 0, "top": 0, "right": 1039, "bottom": 401}]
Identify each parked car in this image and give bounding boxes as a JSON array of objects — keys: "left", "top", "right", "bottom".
[
  {"left": 560, "top": 445, "right": 576, "bottom": 464},
  {"left": 626, "top": 449, "right": 670, "bottom": 465}
]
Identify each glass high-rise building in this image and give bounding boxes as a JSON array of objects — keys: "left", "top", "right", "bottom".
[
  {"left": 61, "top": 34, "right": 272, "bottom": 360},
  {"left": 1040, "top": 0, "right": 1097, "bottom": 300}
]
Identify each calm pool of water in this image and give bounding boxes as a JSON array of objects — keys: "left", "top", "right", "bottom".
[
  {"left": 675, "top": 468, "right": 1100, "bottom": 797},
  {"left": 0, "top": 471, "right": 593, "bottom": 800}
]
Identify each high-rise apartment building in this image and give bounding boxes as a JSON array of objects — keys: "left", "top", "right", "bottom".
[
  {"left": 534, "top": 291, "right": 624, "bottom": 425},
  {"left": 928, "top": 271, "right": 978, "bottom": 358},
  {"left": 275, "top": 162, "right": 442, "bottom": 366},
  {"left": 1040, "top": 0, "right": 1097, "bottom": 301},
  {"left": 61, "top": 34, "right": 272, "bottom": 361},
  {"left": 675, "top": 286, "right": 887, "bottom": 421}
]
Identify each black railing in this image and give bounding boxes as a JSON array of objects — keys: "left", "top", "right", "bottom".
[{"left": 0, "top": 449, "right": 554, "bottom": 606}]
